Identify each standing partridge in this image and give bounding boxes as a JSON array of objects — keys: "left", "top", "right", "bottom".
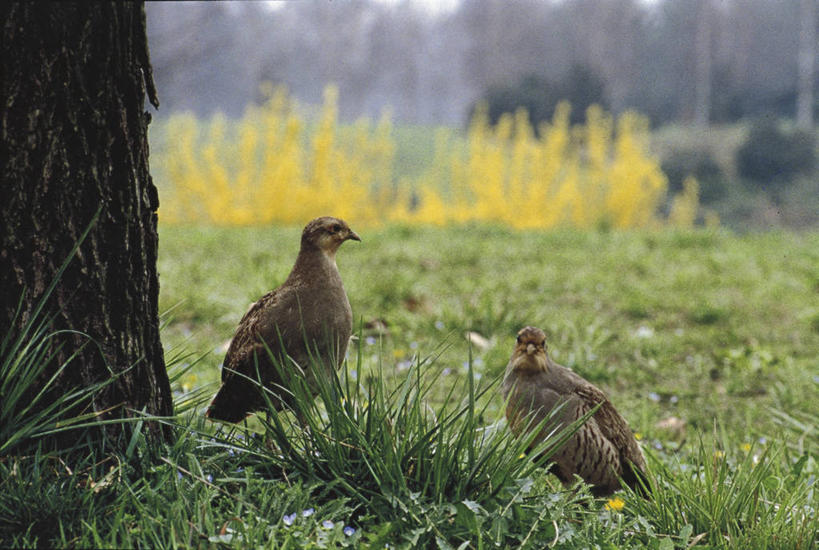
[
  {"left": 502, "top": 326, "right": 648, "bottom": 496},
  {"left": 206, "top": 216, "right": 360, "bottom": 422}
]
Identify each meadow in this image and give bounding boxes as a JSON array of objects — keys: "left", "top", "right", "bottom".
[
  {"left": 2, "top": 91, "right": 818, "bottom": 548},
  {"left": 11, "top": 225, "right": 818, "bottom": 548},
  {"left": 158, "top": 225, "right": 819, "bottom": 444}
]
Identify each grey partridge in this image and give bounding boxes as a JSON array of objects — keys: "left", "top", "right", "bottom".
[
  {"left": 502, "top": 326, "right": 648, "bottom": 496},
  {"left": 206, "top": 216, "right": 360, "bottom": 422}
]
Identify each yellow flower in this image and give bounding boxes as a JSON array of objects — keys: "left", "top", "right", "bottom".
[
  {"left": 714, "top": 450, "right": 725, "bottom": 460},
  {"left": 605, "top": 497, "right": 625, "bottom": 512},
  {"left": 518, "top": 452, "right": 526, "bottom": 459},
  {"left": 152, "top": 85, "right": 701, "bottom": 230},
  {"left": 634, "top": 432, "right": 642, "bottom": 441},
  {"left": 740, "top": 443, "right": 751, "bottom": 452}
]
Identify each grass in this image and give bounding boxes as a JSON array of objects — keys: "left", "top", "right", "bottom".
[
  {"left": 158, "top": 225, "right": 818, "bottom": 438},
  {"left": 2, "top": 225, "right": 818, "bottom": 548}
]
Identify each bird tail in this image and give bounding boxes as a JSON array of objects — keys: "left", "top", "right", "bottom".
[
  {"left": 623, "top": 461, "right": 652, "bottom": 499},
  {"left": 205, "top": 382, "right": 251, "bottom": 423}
]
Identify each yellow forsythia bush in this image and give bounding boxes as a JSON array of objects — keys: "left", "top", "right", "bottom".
[{"left": 152, "top": 85, "right": 700, "bottom": 228}]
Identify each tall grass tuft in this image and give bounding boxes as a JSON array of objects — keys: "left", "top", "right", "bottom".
[
  {"left": 626, "top": 440, "right": 818, "bottom": 548},
  {"left": 0, "top": 299, "right": 100, "bottom": 455},
  {"left": 204, "top": 337, "right": 590, "bottom": 545},
  {"left": 0, "top": 212, "right": 118, "bottom": 456}
]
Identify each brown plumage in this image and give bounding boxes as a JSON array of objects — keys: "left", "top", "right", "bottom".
[
  {"left": 502, "top": 326, "right": 648, "bottom": 497},
  {"left": 206, "top": 216, "right": 360, "bottom": 422}
]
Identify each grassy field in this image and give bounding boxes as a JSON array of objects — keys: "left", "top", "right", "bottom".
[
  {"left": 3, "top": 225, "right": 818, "bottom": 548},
  {"left": 153, "top": 224, "right": 817, "bottom": 548},
  {"left": 159, "top": 225, "right": 818, "bottom": 437}
]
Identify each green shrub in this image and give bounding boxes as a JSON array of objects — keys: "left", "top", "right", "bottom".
[
  {"left": 736, "top": 118, "right": 815, "bottom": 188},
  {"left": 471, "top": 65, "right": 608, "bottom": 129},
  {"left": 661, "top": 148, "right": 728, "bottom": 203}
]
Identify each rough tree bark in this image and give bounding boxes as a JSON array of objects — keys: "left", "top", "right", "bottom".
[
  {"left": 693, "top": 0, "right": 712, "bottom": 126},
  {"left": 1, "top": 3, "right": 173, "bottom": 445},
  {"left": 797, "top": 0, "right": 816, "bottom": 130}
]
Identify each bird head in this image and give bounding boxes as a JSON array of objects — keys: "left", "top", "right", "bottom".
[
  {"left": 302, "top": 216, "right": 361, "bottom": 258},
  {"left": 509, "top": 326, "right": 550, "bottom": 372}
]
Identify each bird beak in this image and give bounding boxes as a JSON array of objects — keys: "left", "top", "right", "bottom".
[
  {"left": 526, "top": 343, "right": 536, "bottom": 355},
  {"left": 347, "top": 230, "right": 361, "bottom": 242}
]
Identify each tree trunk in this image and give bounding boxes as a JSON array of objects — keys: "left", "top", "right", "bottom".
[
  {"left": 797, "top": 0, "right": 816, "bottom": 129},
  {"left": 693, "top": 0, "right": 712, "bottom": 126},
  {"left": 1, "top": 2, "right": 173, "bottom": 446}
]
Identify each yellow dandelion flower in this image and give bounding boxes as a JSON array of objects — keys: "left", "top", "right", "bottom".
[
  {"left": 634, "top": 432, "right": 643, "bottom": 441},
  {"left": 518, "top": 452, "right": 526, "bottom": 459},
  {"left": 392, "top": 349, "right": 405, "bottom": 359},
  {"left": 605, "top": 497, "right": 625, "bottom": 512},
  {"left": 740, "top": 443, "right": 751, "bottom": 453},
  {"left": 714, "top": 450, "right": 725, "bottom": 460}
]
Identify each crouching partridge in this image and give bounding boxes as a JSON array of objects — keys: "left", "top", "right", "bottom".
[
  {"left": 502, "top": 326, "right": 648, "bottom": 496},
  {"left": 206, "top": 216, "right": 360, "bottom": 422}
]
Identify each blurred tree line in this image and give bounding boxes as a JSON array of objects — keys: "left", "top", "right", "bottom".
[{"left": 147, "top": 0, "right": 818, "bottom": 128}]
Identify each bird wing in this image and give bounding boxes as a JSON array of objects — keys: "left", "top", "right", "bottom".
[
  {"left": 221, "top": 287, "right": 299, "bottom": 383},
  {"left": 573, "top": 384, "right": 646, "bottom": 472},
  {"left": 504, "top": 371, "right": 573, "bottom": 438}
]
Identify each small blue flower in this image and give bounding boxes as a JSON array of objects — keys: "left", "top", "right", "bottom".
[
  {"left": 442, "top": 368, "right": 451, "bottom": 376},
  {"left": 177, "top": 470, "right": 183, "bottom": 480},
  {"left": 648, "top": 392, "right": 661, "bottom": 402},
  {"left": 365, "top": 336, "right": 376, "bottom": 346},
  {"left": 653, "top": 441, "right": 663, "bottom": 450},
  {"left": 813, "top": 375, "right": 819, "bottom": 384},
  {"left": 410, "top": 341, "right": 418, "bottom": 350},
  {"left": 758, "top": 437, "right": 767, "bottom": 445},
  {"left": 228, "top": 449, "right": 235, "bottom": 457},
  {"left": 206, "top": 474, "right": 213, "bottom": 483},
  {"left": 350, "top": 369, "right": 358, "bottom": 379},
  {"left": 435, "top": 320, "right": 445, "bottom": 330},
  {"left": 344, "top": 526, "right": 356, "bottom": 536},
  {"left": 322, "top": 520, "right": 334, "bottom": 529},
  {"left": 669, "top": 395, "right": 679, "bottom": 404},
  {"left": 235, "top": 467, "right": 244, "bottom": 473},
  {"left": 473, "top": 357, "right": 485, "bottom": 368},
  {"left": 302, "top": 508, "right": 314, "bottom": 517},
  {"left": 283, "top": 513, "right": 297, "bottom": 526}
]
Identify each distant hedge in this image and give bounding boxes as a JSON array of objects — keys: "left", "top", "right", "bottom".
[
  {"left": 662, "top": 149, "right": 727, "bottom": 204},
  {"left": 471, "top": 65, "right": 607, "bottom": 129},
  {"left": 736, "top": 118, "right": 815, "bottom": 187}
]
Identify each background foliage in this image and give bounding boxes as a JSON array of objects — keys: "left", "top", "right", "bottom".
[
  {"left": 147, "top": 0, "right": 818, "bottom": 127},
  {"left": 152, "top": 86, "right": 701, "bottom": 230}
]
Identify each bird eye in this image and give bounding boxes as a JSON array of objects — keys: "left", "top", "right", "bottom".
[
  {"left": 516, "top": 335, "right": 522, "bottom": 344},
  {"left": 331, "top": 224, "right": 341, "bottom": 233}
]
